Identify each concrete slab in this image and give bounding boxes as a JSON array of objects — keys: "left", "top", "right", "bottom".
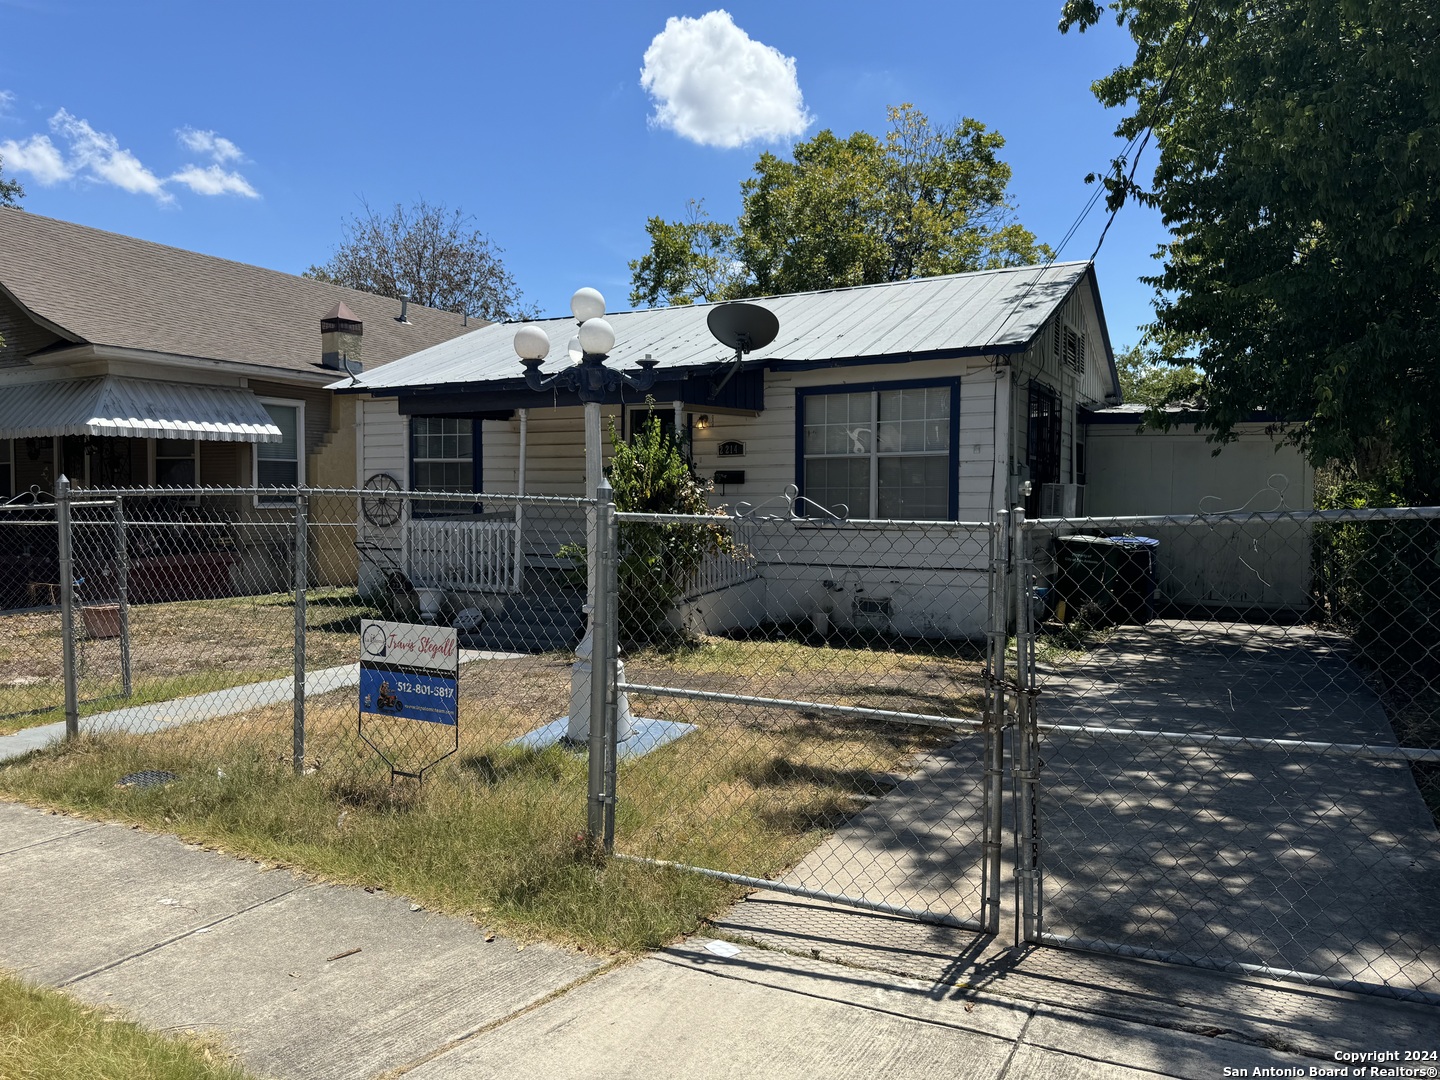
[
  {"left": 70, "top": 883, "right": 603, "bottom": 1080},
  {"left": 0, "top": 812, "right": 300, "bottom": 983},
  {"left": 658, "top": 941, "right": 1319, "bottom": 1080},
  {"left": 1034, "top": 620, "right": 1440, "bottom": 997},
  {"left": 408, "top": 949, "right": 1019, "bottom": 1080},
  {"left": 711, "top": 894, "right": 1440, "bottom": 1057},
  {"left": 510, "top": 716, "right": 697, "bottom": 760},
  {"left": 0, "top": 799, "right": 102, "bottom": 854}
]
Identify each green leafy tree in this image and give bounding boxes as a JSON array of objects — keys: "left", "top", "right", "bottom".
[
  {"left": 1113, "top": 341, "right": 1200, "bottom": 407},
  {"left": 630, "top": 104, "right": 1050, "bottom": 307},
  {"left": 306, "top": 198, "right": 531, "bottom": 321},
  {"left": 628, "top": 200, "right": 744, "bottom": 307},
  {"left": 605, "top": 415, "right": 730, "bottom": 644},
  {"left": 0, "top": 156, "right": 22, "bottom": 208},
  {"left": 0, "top": 158, "right": 20, "bottom": 348},
  {"left": 1061, "top": 0, "right": 1440, "bottom": 503}
]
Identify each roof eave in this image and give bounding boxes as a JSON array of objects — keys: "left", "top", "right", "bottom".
[{"left": 29, "top": 343, "right": 340, "bottom": 386}]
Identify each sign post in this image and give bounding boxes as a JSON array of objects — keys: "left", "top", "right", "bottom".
[{"left": 358, "top": 619, "right": 459, "bottom": 782}]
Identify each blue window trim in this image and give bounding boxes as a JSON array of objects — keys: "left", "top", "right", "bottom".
[
  {"left": 793, "top": 377, "right": 962, "bottom": 520},
  {"left": 409, "top": 415, "right": 483, "bottom": 515}
]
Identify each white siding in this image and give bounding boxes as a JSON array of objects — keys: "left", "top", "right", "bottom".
[
  {"left": 684, "top": 356, "right": 997, "bottom": 518},
  {"left": 359, "top": 397, "right": 407, "bottom": 487}
]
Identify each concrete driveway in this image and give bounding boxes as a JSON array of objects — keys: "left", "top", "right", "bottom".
[
  {"left": 1033, "top": 619, "right": 1440, "bottom": 999},
  {"left": 733, "top": 619, "right": 1440, "bottom": 1001}
]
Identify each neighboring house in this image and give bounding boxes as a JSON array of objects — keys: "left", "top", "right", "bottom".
[
  {"left": 336, "top": 262, "right": 1120, "bottom": 638},
  {"left": 0, "top": 208, "right": 479, "bottom": 600}
]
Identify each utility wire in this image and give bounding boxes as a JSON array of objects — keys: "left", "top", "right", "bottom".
[{"left": 980, "top": 0, "right": 1205, "bottom": 352}]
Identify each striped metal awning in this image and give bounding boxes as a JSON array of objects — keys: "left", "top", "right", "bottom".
[{"left": 0, "top": 376, "right": 283, "bottom": 442}]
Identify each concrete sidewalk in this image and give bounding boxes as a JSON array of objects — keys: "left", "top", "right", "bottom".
[{"left": 3, "top": 801, "right": 1435, "bottom": 1080}]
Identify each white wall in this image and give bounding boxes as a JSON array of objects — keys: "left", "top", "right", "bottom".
[
  {"left": 1085, "top": 422, "right": 1314, "bottom": 517},
  {"left": 1083, "top": 421, "right": 1316, "bottom": 610}
]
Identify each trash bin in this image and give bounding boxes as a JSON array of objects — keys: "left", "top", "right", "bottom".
[{"left": 1051, "top": 535, "right": 1159, "bottom": 625}]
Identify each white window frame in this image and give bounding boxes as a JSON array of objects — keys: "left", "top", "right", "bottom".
[
  {"left": 799, "top": 382, "right": 956, "bottom": 521},
  {"left": 408, "top": 415, "right": 477, "bottom": 517},
  {"left": 253, "top": 397, "right": 305, "bottom": 507}
]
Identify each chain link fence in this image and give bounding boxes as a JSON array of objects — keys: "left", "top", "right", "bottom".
[
  {"left": 606, "top": 505, "right": 1004, "bottom": 932},
  {"left": 4, "top": 483, "right": 1438, "bottom": 1003},
  {"left": 1014, "top": 507, "right": 1440, "bottom": 1004}
]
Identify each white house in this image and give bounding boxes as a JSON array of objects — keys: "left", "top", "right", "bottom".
[{"left": 334, "top": 262, "right": 1119, "bottom": 640}]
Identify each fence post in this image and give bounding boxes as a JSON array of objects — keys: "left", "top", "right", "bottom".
[
  {"left": 293, "top": 490, "right": 308, "bottom": 775},
  {"left": 113, "top": 495, "right": 132, "bottom": 698},
  {"left": 982, "top": 510, "right": 1011, "bottom": 936},
  {"left": 600, "top": 491, "right": 621, "bottom": 853},
  {"left": 586, "top": 482, "right": 614, "bottom": 844},
  {"left": 1011, "top": 508, "right": 1041, "bottom": 944},
  {"left": 57, "top": 475, "right": 79, "bottom": 740}
]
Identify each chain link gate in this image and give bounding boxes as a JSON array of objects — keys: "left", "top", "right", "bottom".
[
  {"left": 1012, "top": 506, "right": 1440, "bottom": 1006},
  {"left": 598, "top": 496, "right": 1008, "bottom": 935}
]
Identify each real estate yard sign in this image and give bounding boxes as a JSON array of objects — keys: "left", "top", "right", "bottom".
[{"left": 358, "top": 620, "right": 459, "bottom": 780}]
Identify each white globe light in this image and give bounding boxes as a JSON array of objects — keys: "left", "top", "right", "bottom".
[
  {"left": 571, "top": 287, "right": 606, "bottom": 323},
  {"left": 566, "top": 336, "right": 584, "bottom": 365},
  {"left": 577, "top": 317, "right": 615, "bottom": 356},
  {"left": 513, "top": 323, "right": 551, "bottom": 361}
]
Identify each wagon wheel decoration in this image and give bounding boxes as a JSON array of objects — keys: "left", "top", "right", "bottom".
[{"left": 362, "top": 473, "right": 403, "bottom": 528}]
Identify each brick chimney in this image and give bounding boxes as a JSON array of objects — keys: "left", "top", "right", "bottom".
[{"left": 321, "top": 302, "right": 363, "bottom": 372}]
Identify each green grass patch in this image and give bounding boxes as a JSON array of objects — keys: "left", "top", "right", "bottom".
[
  {"left": 0, "top": 969, "right": 254, "bottom": 1080},
  {"left": 0, "top": 588, "right": 375, "bottom": 736},
  {"left": 0, "top": 635, "right": 978, "bottom": 953}
]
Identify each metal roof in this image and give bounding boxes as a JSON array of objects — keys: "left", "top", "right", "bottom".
[
  {"left": 0, "top": 376, "right": 283, "bottom": 442},
  {"left": 337, "top": 261, "right": 1096, "bottom": 394}
]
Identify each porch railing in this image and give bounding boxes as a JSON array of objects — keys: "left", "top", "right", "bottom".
[
  {"left": 682, "top": 540, "right": 760, "bottom": 600},
  {"left": 408, "top": 518, "right": 520, "bottom": 594}
]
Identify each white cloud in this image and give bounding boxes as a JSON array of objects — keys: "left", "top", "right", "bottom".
[
  {"left": 0, "top": 109, "right": 260, "bottom": 202},
  {"left": 177, "top": 127, "right": 244, "bottom": 164},
  {"left": 50, "top": 109, "right": 171, "bottom": 201},
  {"left": 170, "top": 163, "right": 258, "bottom": 198},
  {"left": 640, "top": 10, "right": 810, "bottom": 149},
  {"left": 0, "top": 90, "right": 15, "bottom": 116},
  {"left": 0, "top": 132, "right": 71, "bottom": 184}
]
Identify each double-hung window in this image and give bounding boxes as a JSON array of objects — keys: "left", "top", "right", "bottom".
[
  {"left": 254, "top": 399, "right": 304, "bottom": 506},
  {"left": 154, "top": 438, "right": 198, "bottom": 487},
  {"left": 799, "top": 382, "right": 957, "bottom": 520},
  {"left": 410, "top": 416, "right": 478, "bottom": 516}
]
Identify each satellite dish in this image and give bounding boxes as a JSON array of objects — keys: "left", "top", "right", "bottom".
[
  {"left": 707, "top": 303, "right": 779, "bottom": 355},
  {"left": 706, "top": 302, "right": 778, "bottom": 400}
]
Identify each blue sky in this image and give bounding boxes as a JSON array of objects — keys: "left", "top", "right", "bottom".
[{"left": 0, "top": 1, "right": 1164, "bottom": 350}]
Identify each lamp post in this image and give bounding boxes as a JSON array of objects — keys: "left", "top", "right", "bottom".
[{"left": 514, "top": 288, "right": 658, "bottom": 742}]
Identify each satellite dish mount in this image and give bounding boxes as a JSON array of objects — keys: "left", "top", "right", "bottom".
[{"left": 706, "top": 303, "right": 778, "bottom": 399}]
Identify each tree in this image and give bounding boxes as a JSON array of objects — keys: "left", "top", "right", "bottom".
[
  {"left": 1061, "top": 0, "right": 1440, "bottom": 503},
  {"left": 1114, "top": 340, "right": 1200, "bottom": 407},
  {"left": 306, "top": 198, "right": 530, "bottom": 322},
  {"left": 0, "top": 156, "right": 21, "bottom": 208},
  {"left": 0, "top": 158, "right": 19, "bottom": 348},
  {"left": 630, "top": 104, "right": 1050, "bottom": 307},
  {"left": 559, "top": 414, "right": 730, "bottom": 644}
]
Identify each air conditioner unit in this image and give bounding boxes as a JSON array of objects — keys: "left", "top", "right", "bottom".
[{"left": 1039, "top": 483, "right": 1084, "bottom": 518}]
